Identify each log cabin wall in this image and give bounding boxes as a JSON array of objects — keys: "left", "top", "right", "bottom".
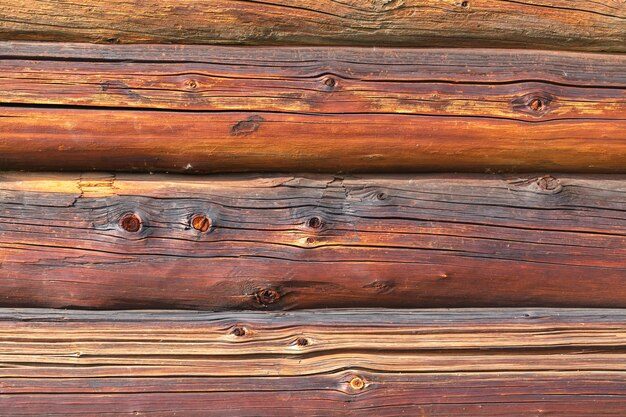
[{"left": 0, "top": 1, "right": 625, "bottom": 415}]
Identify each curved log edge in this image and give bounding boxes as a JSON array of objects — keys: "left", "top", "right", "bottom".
[
  {"left": 0, "top": 43, "right": 624, "bottom": 173},
  {"left": 1, "top": 172, "right": 625, "bottom": 309},
  {"left": 1, "top": 308, "right": 626, "bottom": 415},
  {"left": 0, "top": 1, "right": 624, "bottom": 51}
]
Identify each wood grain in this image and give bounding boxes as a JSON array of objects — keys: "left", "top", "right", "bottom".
[
  {"left": 2, "top": 308, "right": 626, "bottom": 415},
  {"left": 0, "top": 0, "right": 623, "bottom": 51},
  {"left": 0, "top": 43, "right": 624, "bottom": 173},
  {"left": 1, "top": 172, "right": 626, "bottom": 309}
]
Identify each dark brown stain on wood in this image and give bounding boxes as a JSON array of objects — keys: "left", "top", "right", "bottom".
[{"left": 230, "top": 115, "right": 265, "bottom": 136}]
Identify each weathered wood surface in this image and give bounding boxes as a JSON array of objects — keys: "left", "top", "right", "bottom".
[
  {"left": 0, "top": 43, "right": 624, "bottom": 173},
  {"left": 2, "top": 43, "right": 625, "bottom": 117},
  {"left": 1, "top": 172, "right": 626, "bottom": 309},
  {"left": 2, "top": 308, "right": 626, "bottom": 415},
  {"left": 7, "top": 374, "right": 626, "bottom": 417},
  {"left": 0, "top": 1, "right": 624, "bottom": 51}
]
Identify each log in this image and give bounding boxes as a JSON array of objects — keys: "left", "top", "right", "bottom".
[
  {"left": 1, "top": 172, "right": 626, "bottom": 309},
  {"left": 2, "top": 308, "right": 626, "bottom": 415},
  {"left": 0, "top": 43, "right": 624, "bottom": 173},
  {"left": 0, "top": 1, "right": 623, "bottom": 51},
  {"left": 2, "top": 44, "right": 625, "bottom": 117}
]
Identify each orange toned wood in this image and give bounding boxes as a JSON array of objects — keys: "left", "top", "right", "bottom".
[
  {"left": 0, "top": 1, "right": 623, "bottom": 51},
  {"left": 2, "top": 107, "right": 625, "bottom": 173},
  {"left": 0, "top": 44, "right": 624, "bottom": 173},
  {"left": 1, "top": 172, "right": 626, "bottom": 309},
  {"left": 1, "top": 308, "right": 626, "bottom": 415}
]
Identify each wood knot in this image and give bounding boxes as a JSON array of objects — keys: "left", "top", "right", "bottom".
[
  {"left": 461, "top": 0, "right": 469, "bottom": 7},
  {"left": 119, "top": 212, "right": 142, "bottom": 233},
  {"left": 255, "top": 288, "right": 281, "bottom": 306},
  {"left": 230, "top": 115, "right": 264, "bottom": 136},
  {"left": 509, "top": 175, "right": 563, "bottom": 194},
  {"left": 184, "top": 79, "right": 198, "bottom": 89},
  {"left": 231, "top": 326, "right": 246, "bottom": 337},
  {"left": 322, "top": 76, "right": 337, "bottom": 91},
  {"left": 512, "top": 92, "right": 554, "bottom": 116},
  {"left": 376, "top": 191, "right": 387, "bottom": 201},
  {"left": 349, "top": 376, "right": 365, "bottom": 390},
  {"left": 529, "top": 98, "right": 543, "bottom": 112},
  {"left": 536, "top": 175, "right": 561, "bottom": 192},
  {"left": 190, "top": 214, "right": 212, "bottom": 232},
  {"left": 521, "top": 311, "right": 548, "bottom": 320},
  {"left": 295, "top": 337, "right": 309, "bottom": 347},
  {"left": 306, "top": 216, "right": 323, "bottom": 229}
]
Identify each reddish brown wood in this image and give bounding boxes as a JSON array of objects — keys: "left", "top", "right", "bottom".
[
  {"left": 0, "top": 1, "right": 624, "bottom": 51},
  {"left": 1, "top": 173, "right": 626, "bottom": 309},
  {"left": 2, "top": 107, "right": 625, "bottom": 173},
  {"left": 1, "top": 308, "right": 626, "bottom": 416},
  {"left": 5, "top": 376, "right": 626, "bottom": 416},
  {"left": 0, "top": 43, "right": 624, "bottom": 173}
]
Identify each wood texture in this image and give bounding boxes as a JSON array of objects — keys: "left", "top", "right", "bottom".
[
  {"left": 0, "top": 43, "right": 624, "bottom": 173},
  {"left": 0, "top": 1, "right": 624, "bottom": 51},
  {"left": 2, "top": 308, "right": 626, "bottom": 416},
  {"left": 1, "top": 172, "right": 626, "bottom": 309}
]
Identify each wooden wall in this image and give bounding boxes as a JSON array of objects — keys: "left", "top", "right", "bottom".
[{"left": 0, "top": 1, "right": 625, "bottom": 415}]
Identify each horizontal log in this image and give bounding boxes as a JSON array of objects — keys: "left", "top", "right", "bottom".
[
  {"left": 7, "top": 374, "right": 626, "bottom": 416},
  {"left": 1, "top": 43, "right": 625, "bottom": 115},
  {"left": 2, "top": 108, "right": 625, "bottom": 173},
  {"left": 2, "top": 308, "right": 626, "bottom": 415},
  {"left": 1, "top": 172, "right": 626, "bottom": 309},
  {"left": 0, "top": 43, "right": 624, "bottom": 173},
  {"left": 0, "top": 1, "right": 623, "bottom": 51}
]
